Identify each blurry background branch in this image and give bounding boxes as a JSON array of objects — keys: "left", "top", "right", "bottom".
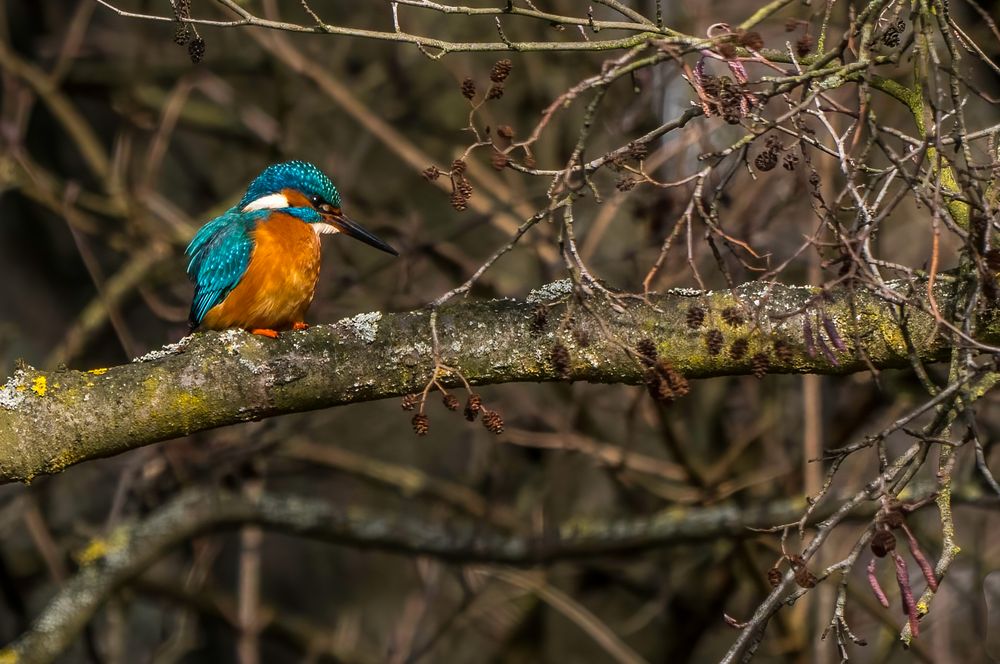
[{"left": 1, "top": 483, "right": 964, "bottom": 664}]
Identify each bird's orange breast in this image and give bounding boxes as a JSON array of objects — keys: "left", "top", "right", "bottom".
[{"left": 201, "top": 213, "right": 321, "bottom": 331}]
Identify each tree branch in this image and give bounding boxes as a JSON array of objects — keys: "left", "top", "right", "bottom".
[
  {"left": 1, "top": 278, "right": 996, "bottom": 484},
  {"left": 0, "top": 486, "right": 855, "bottom": 663}
]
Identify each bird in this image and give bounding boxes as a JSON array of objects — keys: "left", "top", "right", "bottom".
[{"left": 185, "top": 161, "right": 397, "bottom": 338}]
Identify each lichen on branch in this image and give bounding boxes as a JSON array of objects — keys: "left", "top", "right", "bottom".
[{"left": 0, "top": 277, "right": 994, "bottom": 485}]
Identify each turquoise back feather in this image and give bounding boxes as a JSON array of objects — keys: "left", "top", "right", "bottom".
[{"left": 185, "top": 210, "right": 264, "bottom": 327}]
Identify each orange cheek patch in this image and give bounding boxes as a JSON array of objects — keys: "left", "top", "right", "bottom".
[{"left": 281, "top": 188, "right": 313, "bottom": 208}]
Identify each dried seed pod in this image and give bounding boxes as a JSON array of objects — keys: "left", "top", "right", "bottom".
[
  {"left": 767, "top": 567, "right": 783, "bottom": 587},
  {"left": 497, "top": 124, "right": 515, "bottom": 139},
  {"left": 422, "top": 166, "right": 441, "bottom": 181},
  {"left": 751, "top": 352, "right": 770, "bottom": 379},
  {"left": 773, "top": 338, "right": 794, "bottom": 363},
  {"left": 451, "top": 158, "right": 467, "bottom": 175},
  {"left": 730, "top": 337, "right": 749, "bottom": 360},
  {"left": 401, "top": 394, "right": 420, "bottom": 411},
  {"left": 739, "top": 31, "right": 764, "bottom": 50},
  {"left": 871, "top": 529, "right": 897, "bottom": 558},
  {"left": 627, "top": 141, "right": 648, "bottom": 161},
  {"left": 456, "top": 179, "right": 473, "bottom": 199},
  {"left": 658, "top": 360, "right": 690, "bottom": 397},
  {"left": 644, "top": 367, "right": 669, "bottom": 402},
  {"left": 721, "top": 306, "right": 744, "bottom": 327},
  {"left": 464, "top": 394, "right": 482, "bottom": 421},
  {"left": 490, "top": 151, "right": 509, "bottom": 171},
  {"left": 794, "top": 565, "right": 817, "bottom": 588},
  {"left": 700, "top": 75, "right": 721, "bottom": 99},
  {"left": 705, "top": 329, "right": 724, "bottom": 355},
  {"left": 411, "top": 412, "right": 430, "bottom": 436},
  {"left": 460, "top": 77, "right": 477, "bottom": 99},
  {"left": 482, "top": 410, "right": 504, "bottom": 434},
  {"left": 881, "top": 20, "right": 905, "bottom": 48},
  {"left": 616, "top": 177, "right": 637, "bottom": 192},
  {"left": 636, "top": 338, "right": 657, "bottom": 366},
  {"left": 442, "top": 394, "right": 460, "bottom": 411},
  {"left": 173, "top": 24, "right": 191, "bottom": 45},
  {"left": 530, "top": 304, "right": 548, "bottom": 334},
  {"left": 782, "top": 151, "right": 800, "bottom": 171},
  {"left": 645, "top": 365, "right": 683, "bottom": 403},
  {"left": 686, "top": 306, "right": 706, "bottom": 329},
  {"left": 490, "top": 59, "right": 512, "bottom": 83},
  {"left": 188, "top": 37, "right": 206, "bottom": 63},
  {"left": 754, "top": 149, "right": 778, "bottom": 171},
  {"left": 721, "top": 101, "right": 742, "bottom": 125},
  {"left": 486, "top": 84, "right": 504, "bottom": 100},
  {"left": 449, "top": 189, "right": 468, "bottom": 211},
  {"left": 550, "top": 342, "right": 571, "bottom": 378}
]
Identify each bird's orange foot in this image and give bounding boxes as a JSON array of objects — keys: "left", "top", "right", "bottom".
[
  {"left": 250, "top": 328, "right": 280, "bottom": 339},
  {"left": 292, "top": 322, "right": 309, "bottom": 331}
]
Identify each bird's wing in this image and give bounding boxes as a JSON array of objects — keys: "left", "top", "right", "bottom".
[{"left": 185, "top": 211, "right": 258, "bottom": 327}]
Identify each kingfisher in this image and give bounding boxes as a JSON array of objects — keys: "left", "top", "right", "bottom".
[{"left": 186, "top": 161, "right": 397, "bottom": 338}]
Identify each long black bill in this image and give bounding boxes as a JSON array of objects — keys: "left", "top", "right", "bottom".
[{"left": 331, "top": 213, "right": 398, "bottom": 256}]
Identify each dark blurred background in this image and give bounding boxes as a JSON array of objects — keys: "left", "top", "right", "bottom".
[{"left": 1, "top": 1, "right": 999, "bottom": 662}]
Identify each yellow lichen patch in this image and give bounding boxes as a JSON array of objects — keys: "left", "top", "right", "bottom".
[
  {"left": 88, "top": 368, "right": 109, "bottom": 375},
  {"left": 75, "top": 527, "right": 128, "bottom": 565},
  {"left": 174, "top": 391, "right": 204, "bottom": 419},
  {"left": 76, "top": 537, "right": 109, "bottom": 565},
  {"left": 30, "top": 376, "right": 46, "bottom": 396},
  {"left": 0, "top": 648, "right": 18, "bottom": 663},
  {"left": 44, "top": 447, "right": 86, "bottom": 474},
  {"left": 870, "top": 307, "right": 908, "bottom": 356},
  {"left": 174, "top": 391, "right": 203, "bottom": 410},
  {"left": 166, "top": 389, "right": 207, "bottom": 433}
]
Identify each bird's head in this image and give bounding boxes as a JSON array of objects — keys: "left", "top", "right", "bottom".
[{"left": 238, "top": 161, "right": 398, "bottom": 256}]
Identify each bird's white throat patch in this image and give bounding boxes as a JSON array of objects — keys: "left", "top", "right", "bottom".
[
  {"left": 311, "top": 223, "right": 340, "bottom": 235},
  {"left": 242, "top": 193, "right": 290, "bottom": 212}
]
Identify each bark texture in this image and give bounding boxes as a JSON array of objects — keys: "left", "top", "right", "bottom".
[{"left": 0, "top": 278, "right": 994, "bottom": 484}]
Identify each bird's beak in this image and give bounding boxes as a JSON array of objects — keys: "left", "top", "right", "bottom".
[{"left": 329, "top": 212, "right": 398, "bottom": 256}]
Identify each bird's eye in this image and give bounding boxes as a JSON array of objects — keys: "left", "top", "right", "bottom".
[{"left": 309, "top": 195, "right": 324, "bottom": 208}]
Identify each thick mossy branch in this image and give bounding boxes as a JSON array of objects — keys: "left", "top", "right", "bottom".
[{"left": 0, "top": 278, "right": 996, "bottom": 484}]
